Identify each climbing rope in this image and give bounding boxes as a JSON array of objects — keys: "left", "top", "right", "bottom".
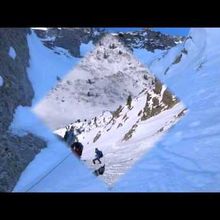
[
  {"left": 24, "top": 145, "right": 104, "bottom": 191},
  {"left": 25, "top": 152, "right": 72, "bottom": 192}
]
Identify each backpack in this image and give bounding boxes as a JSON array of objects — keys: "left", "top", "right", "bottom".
[
  {"left": 64, "top": 130, "right": 68, "bottom": 141},
  {"left": 75, "top": 147, "right": 83, "bottom": 157},
  {"left": 98, "top": 150, "right": 103, "bottom": 158},
  {"left": 76, "top": 142, "right": 83, "bottom": 150}
]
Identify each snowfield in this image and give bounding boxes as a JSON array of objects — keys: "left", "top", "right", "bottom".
[{"left": 85, "top": 103, "right": 185, "bottom": 185}]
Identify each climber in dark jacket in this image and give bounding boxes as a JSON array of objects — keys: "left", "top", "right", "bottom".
[
  {"left": 64, "top": 126, "right": 78, "bottom": 146},
  {"left": 71, "top": 142, "right": 84, "bottom": 158},
  {"left": 92, "top": 148, "right": 103, "bottom": 164}
]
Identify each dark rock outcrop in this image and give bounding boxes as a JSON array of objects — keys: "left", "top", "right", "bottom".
[
  {"left": 116, "top": 28, "right": 184, "bottom": 52},
  {"left": 33, "top": 28, "right": 183, "bottom": 58},
  {"left": 0, "top": 133, "right": 46, "bottom": 192},
  {"left": 0, "top": 28, "right": 46, "bottom": 192},
  {"left": 141, "top": 84, "right": 179, "bottom": 121},
  {"left": 0, "top": 28, "right": 33, "bottom": 133},
  {"left": 34, "top": 28, "right": 99, "bottom": 57}
]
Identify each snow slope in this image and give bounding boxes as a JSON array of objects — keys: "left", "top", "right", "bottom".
[
  {"left": 26, "top": 89, "right": 184, "bottom": 189},
  {"left": 12, "top": 109, "right": 107, "bottom": 192},
  {"left": 113, "top": 28, "right": 220, "bottom": 191},
  {"left": 54, "top": 88, "right": 185, "bottom": 185}
]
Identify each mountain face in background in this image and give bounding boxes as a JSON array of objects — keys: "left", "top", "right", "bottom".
[
  {"left": 33, "top": 28, "right": 96, "bottom": 57},
  {"left": 34, "top": 33, "right": 183, "bottom": 130},
  {"left": 33, "top": 27, "right": 183, "bottom": 57},
  {"left": 115, "top": 28, "right": 183, "bottom": 52}
]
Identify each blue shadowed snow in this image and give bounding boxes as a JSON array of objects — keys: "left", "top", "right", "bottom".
[
  {"left": 114, "top": 28, "right": 220, "bottom": 191},
  {"left": 26, "top": 31, "right": 80, "bottom": 106},
  {"left": 80, "top": 41, "right": 94, "bottom": 57}
]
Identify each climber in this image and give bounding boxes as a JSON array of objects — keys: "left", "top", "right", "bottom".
[
  {"left": 92, "top": 148, "right": 103, "bottom": 164},
  {"left": 64, "top": 126, "right": 78, "bottom": 146},
  {"left": 93, "top": 164, "right": 105, "bottom": 176},
  {"left": 71, "top": 141, "right": 84, "bottom": 158}
]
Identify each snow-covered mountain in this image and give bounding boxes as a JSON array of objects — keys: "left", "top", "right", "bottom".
[
  {"left": 54, "top": 87, "right": 185, "bottom": 185},
  {"left": 31, "top": 31, "right": 186, "bottom": 186},
  {"left": 34, "top": 33, "right": 182, "bottom": 130},
  {"left": 6, "top": 27, "right": 220, "bottom": 192},
  {"left": 10, "top": 28, "right": 186, "bottom": 191}
]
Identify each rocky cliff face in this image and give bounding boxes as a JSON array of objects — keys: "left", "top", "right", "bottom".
[
  {"left": 0, "top": 28, "right": 46, "bottom": 192},
  {"left": 116, "top": 28, "right": 184, "bottom": 52},
  {"left": 33, "top": 28, "right": 183, "bottom": 57},
  {"left": 33, "top": 28, "right": 102, "bottom": 57},
  {"left": 0, "top": 28, "right": 33, "bottom": 132}
]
